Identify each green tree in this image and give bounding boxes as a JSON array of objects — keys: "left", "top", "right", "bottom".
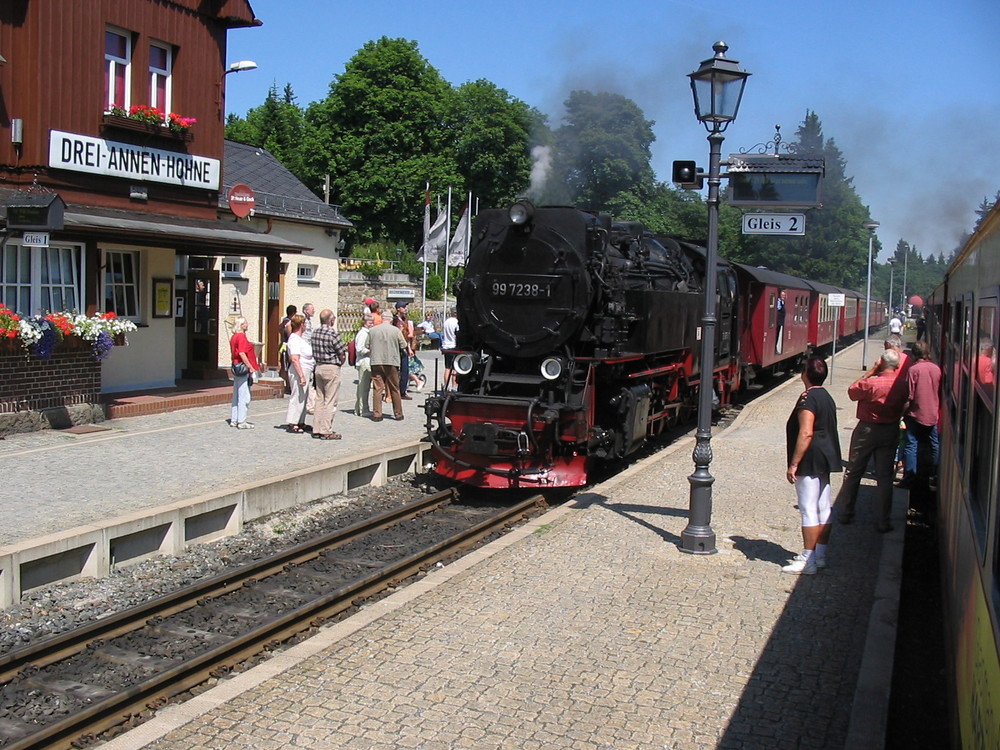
[
  {"left": 975, "top": 190, "right": 1000, "bottom": 231},
  {"left": 225, "top": 84, "right": 309, "bottom": 181},
  {"left": 547, "top": 91, "right": 656, "bottom": 211},
  {"left": 450, "top": 80, "right": 533, "bottom": 209},
  {"left": 304, "top": 38, "right": 461, "bottom": 245}
]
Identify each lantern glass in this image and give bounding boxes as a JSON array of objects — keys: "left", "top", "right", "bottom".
[
  {"left": 688, "top": 42, "right": 750, "bottom": 126},
  {"left": 691, "top": 70, "right": 747, "bottom": 123}
]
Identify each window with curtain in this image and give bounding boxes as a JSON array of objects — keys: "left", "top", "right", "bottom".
[
  {"left": 149, "top": 42, "right": 172, "bottom": 114},
  {"left": 1, "top": 243, "right": 82, "bottom": 316},
  {"left": 105, "top": 28, "right": 132, "bottom": 110},
  {"left": 104, "top": 250, "right": 140, "bottom": 319}
]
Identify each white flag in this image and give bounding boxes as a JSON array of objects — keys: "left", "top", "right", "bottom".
[
  {"left": 446, "top": 199, "right": 470, "bottom": 267},
  {"left": 418, "top": 186, "right": 447, "bottom": 263},
  {"left": 423, "top": 208, "right": 447, "bottom": 262}
]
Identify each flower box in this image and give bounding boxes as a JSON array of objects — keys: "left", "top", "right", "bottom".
[{"left": 102, "top": 114, "right": 194, "bottom": 143}]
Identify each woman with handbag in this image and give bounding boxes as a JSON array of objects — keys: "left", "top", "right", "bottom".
[{"left": 230, "top": 316, "right": 260, "bottom": 429}]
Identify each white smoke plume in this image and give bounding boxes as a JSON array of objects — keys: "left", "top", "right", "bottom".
[{"left": 528, "top": 145, "right": 552, "bottom": 200}]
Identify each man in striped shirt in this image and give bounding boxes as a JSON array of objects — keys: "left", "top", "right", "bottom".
[{"left": 311, "top": 309, "right": 348, "bottom": 440}]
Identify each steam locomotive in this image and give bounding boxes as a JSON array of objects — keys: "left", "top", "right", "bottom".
[{"left": 423, "top": 201, "right": 883, "bottom": 489}]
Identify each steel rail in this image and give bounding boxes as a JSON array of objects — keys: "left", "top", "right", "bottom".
[
  {"left": 0, "top": 488, "right": 458, "bottom": 684},
  {"left": 2, "top": 492, "right": 546, "bottom": 750}
]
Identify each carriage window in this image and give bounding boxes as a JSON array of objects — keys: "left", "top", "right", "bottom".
[
  {"left": 969, "top": 305, "right": 996, "bottom": 545},
  {"left": 768, "top": 292, "right": 776, "bottom": 327},
  {"left": 975, "top": 305, "right": 996, "bottom": 408}
]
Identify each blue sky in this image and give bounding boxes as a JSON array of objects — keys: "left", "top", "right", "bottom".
[{"left": 225, "top": 0, "right": 1000, "bottom": 262}]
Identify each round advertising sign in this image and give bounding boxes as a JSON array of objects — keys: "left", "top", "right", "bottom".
[{"left": 228, "top": 183, "right": 256, "bottom": 218}]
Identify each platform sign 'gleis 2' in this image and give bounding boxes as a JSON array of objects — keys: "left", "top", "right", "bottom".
[{"left": 741, "top": 213, "right": 806, "bottom": 236}]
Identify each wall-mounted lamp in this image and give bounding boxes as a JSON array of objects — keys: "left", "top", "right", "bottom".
[
  {"left": 225, "top": 60, "right": 258, "bottom": 75},
  {"left": 220, "top": 61, "right": 258, "bottom": 121}
]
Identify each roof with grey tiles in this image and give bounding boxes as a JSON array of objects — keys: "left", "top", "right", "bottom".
[{"left": 221, "top": 140, "right": 353, "bottom": 228}]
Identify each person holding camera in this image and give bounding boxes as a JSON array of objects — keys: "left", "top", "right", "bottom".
[{"left": 834, "top": 349, "right": 906, "bottom": 532}]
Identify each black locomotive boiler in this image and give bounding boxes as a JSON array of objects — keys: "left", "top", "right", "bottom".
[{"left": 423, "top": 201, "right": 741, "bottom": 489}]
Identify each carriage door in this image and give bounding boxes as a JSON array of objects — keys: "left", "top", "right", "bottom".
[
  {"left": 185, "top": 269, "right": 222, "bottom": 379},
  {"left": 716, "top": 269, "right": 738, "bottom": 364}
]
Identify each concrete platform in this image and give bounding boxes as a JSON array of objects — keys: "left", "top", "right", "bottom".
[
  {"left": 85, "top": 340, "right": 903, "bottom": 750},
  {"left": 0, "top": 357, "right": 439, "bottom": 608}
]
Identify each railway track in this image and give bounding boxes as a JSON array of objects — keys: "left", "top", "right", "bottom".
[{"left": 0, "top": 489, "right": 547, "bottom": 749}]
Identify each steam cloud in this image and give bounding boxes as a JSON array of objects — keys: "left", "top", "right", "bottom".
[{"left": 528, "top": 145, "right": 552, "bottom": 200}]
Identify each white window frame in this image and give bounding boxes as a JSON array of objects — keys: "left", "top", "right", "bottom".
[
  {"left": 103, "top": 249, "right": 141, "bottom": 320},
  {"left": 297, "top": 264, "right": 318, "bottom": 282},
  {"left": 105, "top": 26, "right": 132, "bottom": 111},
  {"left": 1, "top": 242, "right": 85, "bottom": 316},
  {"left": 149, "top": 41, "right": 172, "bottom": 115},
  {"left": 221, "top": 257, "right": 245, "bottom": 278}
]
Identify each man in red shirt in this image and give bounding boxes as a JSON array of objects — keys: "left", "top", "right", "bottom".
[
  {"left": 899, "top": 340, "right": 942, "bottom": 490},
  {"left": 834, "top": 349, "right": 906, "bottom": 532}
]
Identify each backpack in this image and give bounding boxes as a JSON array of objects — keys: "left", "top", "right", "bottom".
[{"left": 347, "top": 339, "right": 357, "bottom": 366}]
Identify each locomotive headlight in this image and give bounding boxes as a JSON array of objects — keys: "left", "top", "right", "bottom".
[
  {"left": 454, "top": 353, "right": 475, "bottom": 376},
  {"left": 508, "top": 200, "right": 535, "bottom": 226},
  {"left": 540, "top": 357, "right": 563, "bottom": 381}
]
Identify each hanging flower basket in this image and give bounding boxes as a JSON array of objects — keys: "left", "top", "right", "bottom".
[
  {"left": 0, "top": 306, "right": 136, "bottom": 361},
  {"left": 102, "top": 106, "right": 195, "bottom": 143}
]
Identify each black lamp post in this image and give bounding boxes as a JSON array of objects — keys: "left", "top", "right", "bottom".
[
  {"left": 887, "top": 257, "right": 896, "bottom": 315},
  {"left": 680, "top": 42, "right": 750, "bottom": 555},
  {"left": 861, "top": 220, "right": 880, "bottom": 369}
]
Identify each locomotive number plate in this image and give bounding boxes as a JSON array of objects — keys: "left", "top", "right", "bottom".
[{"left": 489, "top": 274, "right": 559, "bottom": 299}]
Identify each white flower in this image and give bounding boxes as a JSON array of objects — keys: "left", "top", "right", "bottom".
[{"left": 18, "top": 319, "right": 42, "bottom": 345}]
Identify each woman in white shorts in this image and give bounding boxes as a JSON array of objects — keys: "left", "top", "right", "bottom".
[{"left": 783, "top": 356, "right": 842, "bottom": 574}]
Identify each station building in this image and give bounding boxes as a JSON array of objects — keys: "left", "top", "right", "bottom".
[{"left": 0, "top": 0, "right": 348, "bottom": 400}]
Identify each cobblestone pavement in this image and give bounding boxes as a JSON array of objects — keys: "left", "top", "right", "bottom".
[
  {"left": 0, "top": 359, "right": 436, "bottom": 548},
  {"left": 99, "top": 341, "right": 901, "bottom": 750}
]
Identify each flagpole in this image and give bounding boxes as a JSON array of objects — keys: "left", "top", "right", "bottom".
[
  {"left": 421, "top": 183, "right": 430, "bottom": 320},
  {"left": 443, "top": 187, "right": 452, "bottom": 318},
  {"left": 465, "top": 191, "right": 472, "bottom": 265}
]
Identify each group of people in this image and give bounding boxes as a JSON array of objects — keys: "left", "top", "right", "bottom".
[
  {"left": 783, "top": 332, "right": 941, "bottom": 575},
  {"left": 351, "top": 300, "right": 459, "bottom": 420},
  {"left": 278, "top": 303, "right": 349, "bottom": 439},
  {"left": 230, "top": 302, "right": 349, "bottom": 439},
  {"left": 231, "top": 299, "right": 459, "bottom": 435}
]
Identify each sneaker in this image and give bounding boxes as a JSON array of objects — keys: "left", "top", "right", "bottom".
[
  {"left": 782, "top": 557, "right": 818, "bottom": 575},
  {"left": 237, "top": 421, "right": 255, "bottom": 430},
  {"left": 794, "top": 553, "right": 826, "bottom": 569}
]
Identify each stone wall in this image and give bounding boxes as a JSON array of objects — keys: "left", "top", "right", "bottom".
[{"left": 336, "top": 272, "right": 448, "bottom": 333}]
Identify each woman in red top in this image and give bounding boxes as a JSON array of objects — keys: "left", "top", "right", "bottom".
[{"left": 230, "top": 316, "right": 260, "bottom": 429}]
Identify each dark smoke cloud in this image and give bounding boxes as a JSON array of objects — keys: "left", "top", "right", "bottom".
[{"left": 526, "top": 15, "right": 998, "bottom": 264}]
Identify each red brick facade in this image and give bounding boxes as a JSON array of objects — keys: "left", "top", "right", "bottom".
[{"left": 0, "top": 339, "right": 102, "bottom": 415}]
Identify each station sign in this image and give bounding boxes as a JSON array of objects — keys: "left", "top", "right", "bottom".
[
  {"left": 4, "top": 192, "right": 65, "bottom": 231},
  {"left": 228, "top": 184, "right": 256, "bottom": 218},
  {"left": 741, "top": 213, "right": 805, "bottom": 236},
  {"left": 22, "top": 232, "right": 50, "bottom": 247},
  {"left": 726, "top": 153, "right": 825, "bottom": 208},
  {"left": 49, "top": 130, "right": 220, "bottom": 190},
  {"left": 828, "top": 293, "right": 846, "bottom": 307}
]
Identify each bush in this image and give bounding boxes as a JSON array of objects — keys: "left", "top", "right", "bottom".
[
  {"left": 357, "top": 260, "right": 386, "bottom": 277},
  {"left": 425, "top": 274, "right": 444, "bottom": 300}
]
